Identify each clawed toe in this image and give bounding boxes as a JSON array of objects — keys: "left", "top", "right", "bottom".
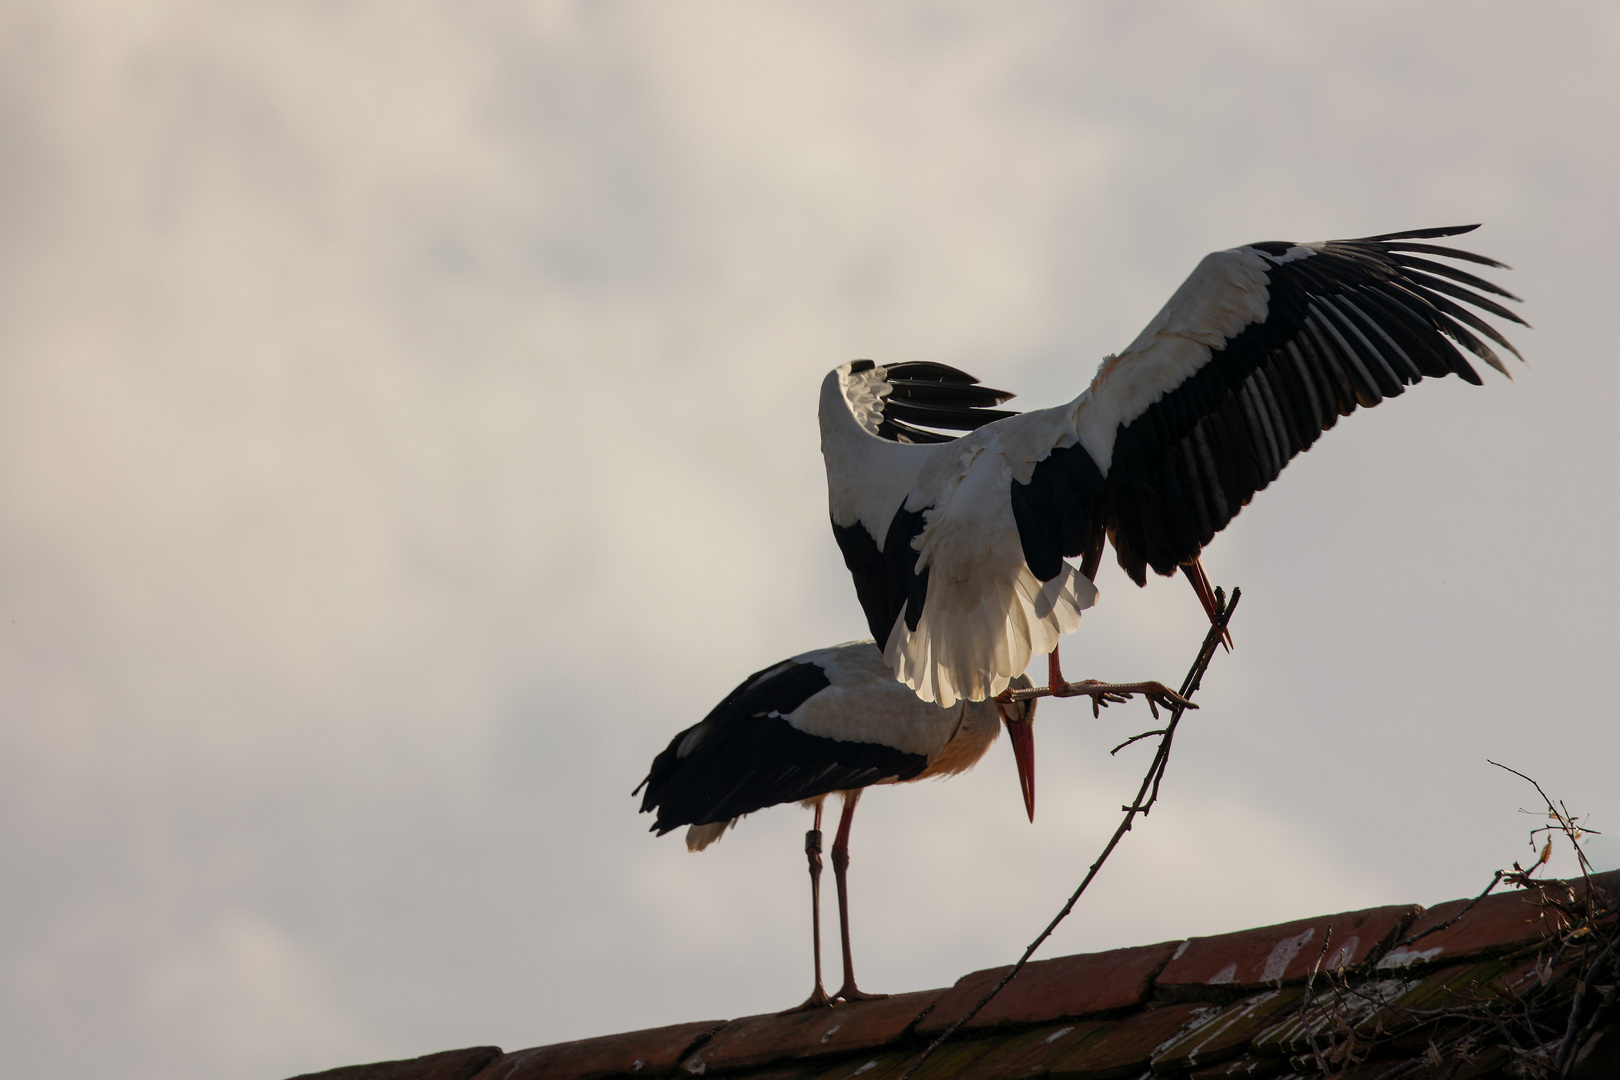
[{"left": 780, "top": 986, "right": 836, "bottom": 1014}]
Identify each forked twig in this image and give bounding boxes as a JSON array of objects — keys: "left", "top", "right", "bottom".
[
  {"left": 1110, "top": 729, "right": 1167, "bottom": 755},
  {"left": 897, "top": 588, "right": 1241, "bottom": 1080},
  {"left": 1490, "top": 759, "right": 1600, "bottom": 886}
]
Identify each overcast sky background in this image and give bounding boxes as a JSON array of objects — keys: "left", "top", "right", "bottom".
[{"left": 1, "top": 3, "right": 1617, "bottom": 1078}]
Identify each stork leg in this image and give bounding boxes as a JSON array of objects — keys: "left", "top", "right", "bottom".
[
  {"left": 1180, "top": 557, "right": 1232, "bottom": 650},
  {"left": 831, "top": 789, "right": 888, "bottom": 1003},
  {"left": 781, "top": 800, "right": 833, "bottom": 1013},
  {"left": 1048, "top": 645, "right": 1066, "bottom": 692}
]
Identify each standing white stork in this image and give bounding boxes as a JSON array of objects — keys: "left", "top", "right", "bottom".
[
  {"left": 635, "top": 641, "right": 1053, "bottom": 1010},
  {"left": 821, "top": 225, "right": 1525, "bottom": 707}
]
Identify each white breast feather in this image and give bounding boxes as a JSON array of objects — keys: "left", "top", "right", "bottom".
[{"left": 883, "top": 416, "right": 1098, "bottom": 707}]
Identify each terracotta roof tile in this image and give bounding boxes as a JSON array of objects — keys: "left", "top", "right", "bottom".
[
  {"left": 477, "top": 1021, "right": 725, "bottom": 1080},
  {"left": 288, "top": 1046, "right": 503, "bottom": 1080},
  {"left": 1157, "top": 906, "right": 1419, "bottom": 989},
  {"left": 1149, "top": 989, "right": 1304, "bottom": 1073},
  {"left": 1041, "top": 1002, "right": 1215, "bottom": 1078},
  {"left": 803, "top": 1038, "right": 1007, "bottom": 1080},
  {"left": 1379, "top": 893, "right": 1569, "bottom": 969},
  {"left": 798, "top": 1048, "right": 910, "bottom": 1080},
  {"left": 1250, "top": 973, "right": 1415, "bottom": 1059},
  {"left": 942, "top": 1021, "right": 1110, "bottom": 1080},
  {"left": 915, "top": 941, "right": 1181, "bottom": 1035},
  {"left": 676, "top": 992, "right": 941, "bottom": 1076},
  {"left": 1379, "top": 870, "right": 1619, "bottom": 971},
  {"left": 1388, "top": 960, "right": 1522, "bottom": 1011}
]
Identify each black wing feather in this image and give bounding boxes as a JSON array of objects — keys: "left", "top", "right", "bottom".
[
  {"left": 866, "top": 361, "right": 1020, "bottom": 444},
  {"left": 1357, "top": 223, "right": 1482, "bottom": 242},
  {"left": 636, "top": 659, "right": 928, "bottom": 834},
  {"left": 1104, "top": 229, "right": 1522, "bottom": 584},
  {"left": 831, "top": 506, "right": 930, "bottom": 649},
  {"left": 1380, "top": 241, "right": 1510, "bottom": 270},
  {"left": 1385, "top": 254, "right": 1523, "bottom": 303}
]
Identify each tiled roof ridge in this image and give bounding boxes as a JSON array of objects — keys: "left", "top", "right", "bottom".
[{"left": 286, "top": 868, "right": 1620, "bottom": 1080}]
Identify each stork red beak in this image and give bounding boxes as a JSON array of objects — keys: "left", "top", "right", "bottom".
[{"left": 1003, "top": 713, "right": 1036, "bottom": 823}]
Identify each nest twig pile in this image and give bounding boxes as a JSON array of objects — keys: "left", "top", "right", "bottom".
[{"left": 1283, "top": 768, "right": 1617, "bottom": 1079}]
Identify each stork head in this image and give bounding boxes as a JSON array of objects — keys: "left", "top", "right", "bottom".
[{"left": 999, "top": 675, "right": 1038, "bottom": 823}]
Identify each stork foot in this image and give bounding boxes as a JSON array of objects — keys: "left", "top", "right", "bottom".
[
  {"left": 1044, "top": 679, "right": 1195, "bottom": 718},
  {"left": 779, "top": 985, "right": 836, "bottom": 1014},
  {"left": 834, "top": 983, "right": 889, "bottom": 1004}
]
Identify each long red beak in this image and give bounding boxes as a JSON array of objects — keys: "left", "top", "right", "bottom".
[{"left": 1003, "top": 714, "right": 1036, "bottom": 823}]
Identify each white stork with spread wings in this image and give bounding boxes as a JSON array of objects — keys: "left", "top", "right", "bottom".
[{"left": 821, "top": 225, "right": 1525, "bottom": 707}]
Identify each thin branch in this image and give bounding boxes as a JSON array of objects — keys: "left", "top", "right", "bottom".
[
  {"left": 1300, "top": 926, "right": 1336, "bottom": 1076},
  {"left": 897, "top": 588, "right": 1241, "bottom": 1080},
  {"left": 1393, "top": 871, "right": 1505, "bottom": 950},
  {"left": 1110, "top": 729, "right": 1166, "bottom": 756}
]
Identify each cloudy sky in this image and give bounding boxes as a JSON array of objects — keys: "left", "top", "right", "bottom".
[{"left": 1, "top": 3, "right": 1617, "bottom": 1078}]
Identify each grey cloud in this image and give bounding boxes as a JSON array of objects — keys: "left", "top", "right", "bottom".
[{"left": 0, "top": 3, "right": 1614, "bottom": 1078}]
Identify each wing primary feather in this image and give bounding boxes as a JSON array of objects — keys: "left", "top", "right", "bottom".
[
  {"left": 865, "top": 362, "right": 1021, "bottom": 444},
  {"left": 1336, "top": 295, "right": 1425, "bottom": 380},
  {"left": 883, "top": 399, "right": 1021, "bottom": 429},
  {"left": 1188, "top": 428, "right": 1227, "bottom": 545},
  {"left": 1317, "top": 297, "right": 1409, "bottom": 392},
  {"left": 1352, "top": 284, "right": 1465, "bottom": 380},
  {"left": 880, "top": 361, "right": 982, "bottom": 383},
  {"left": 1179, "top": 439, "right": 1215, "bottom": 541},
  {"left": 1296, "top": 322, "right": 1357, "bottom": 415},
  {"left": 1258, "top": 352, "right": 1313, "bottom": 451},
  {"left": 1397, "top": 267, "right": 1529, "bottom": 329},
  {"left": 1252, "top": 367, "right": 1299, "bottom": 459},
  {"left": 1284, "top": 339, "right": 1332, "bottom": 426},
  {"left": 1392, "top": 282, "right": 1516, "bottom": 375},
  {"left": 1209, "top": 401, "right": 1254, "bottom": 512},
  {"left": 1378, "top": 241, "right": 1510, "bottom": 269},
  {"left": 1305, "top": 313, "right": 1381, "bottom": 408},
  {"left": 1384, "top": 253, "right": 1522, "bottom": 302},
  {"left": 886, "top": 379, "right": 1018, "bottom": 407},
  {"left": 1238, "top": 381, "right": 1280, "bottom": 481},
  {"left": 875, "top": 419, "right": 958, "bottom": 444},
  {"left": 1354, "top": 224, "right": 1481, "bottom": 242}
]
